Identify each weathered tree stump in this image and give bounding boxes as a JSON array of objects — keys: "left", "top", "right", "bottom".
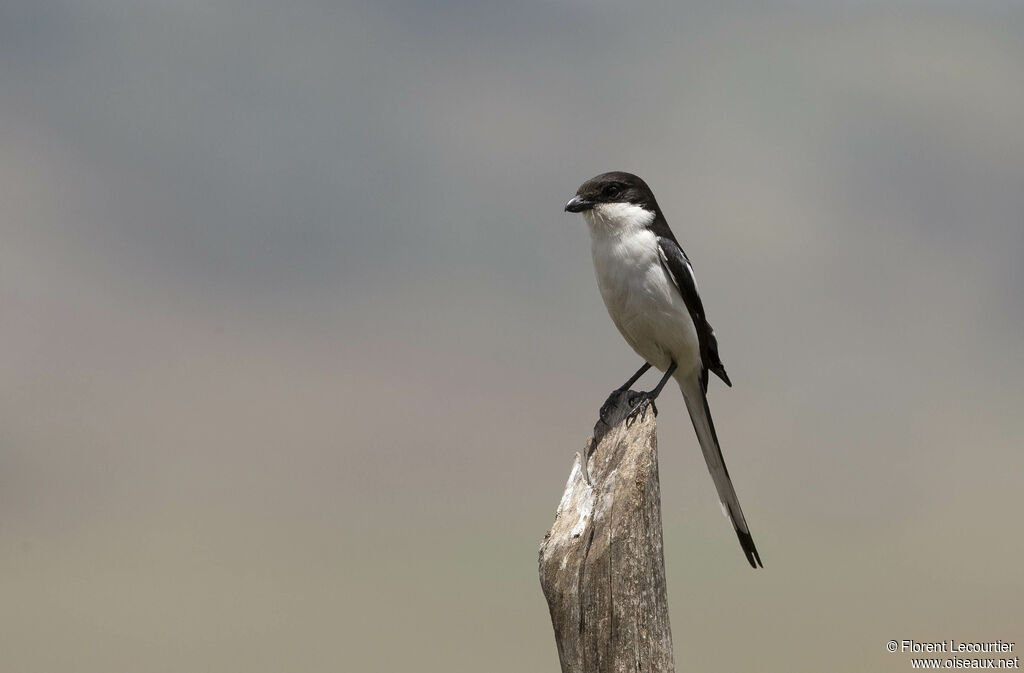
[{"left": 539, "top": 399, "right": 675, "bottom": 673}]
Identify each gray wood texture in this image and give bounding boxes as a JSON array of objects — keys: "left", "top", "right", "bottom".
[{"left": 539, "top": 399, "right": 676, "bottom": 673}]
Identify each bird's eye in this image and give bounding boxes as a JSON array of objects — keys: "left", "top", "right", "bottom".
[{"left": 602, "top": 184, "right": 620, "bottom": 197}]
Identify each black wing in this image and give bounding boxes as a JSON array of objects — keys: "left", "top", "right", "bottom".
[{"left": 656, "top": 236, "right": 731, "bottom": 392}]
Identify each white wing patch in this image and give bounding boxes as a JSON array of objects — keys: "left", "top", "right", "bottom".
[
  {"left": 657, "top": 241, "right": 700, "bottom": 298},
  {"left": 656, "top": 245, "right": 679, "bottom": 289}
]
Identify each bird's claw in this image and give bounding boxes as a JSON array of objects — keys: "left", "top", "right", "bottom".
[
  {"left": 624, "top": 392, "right": 656, "bottom": 427},
  {"left": 598, "top": 389, "right": 658, "bottom": 428}
]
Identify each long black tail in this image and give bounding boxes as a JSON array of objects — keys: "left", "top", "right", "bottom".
[{"left": 678, "top": 375, "right": 763, "bottom": 568}]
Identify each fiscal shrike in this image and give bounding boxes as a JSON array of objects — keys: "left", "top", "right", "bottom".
[{"left": 565, "top": 171, "right": 763, "bottom": 568}]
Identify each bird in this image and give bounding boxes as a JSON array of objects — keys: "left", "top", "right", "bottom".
[{"left": 564, "top": 171, "right": 762, "bottom": 569}]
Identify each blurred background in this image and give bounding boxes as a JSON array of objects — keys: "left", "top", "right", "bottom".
[{"left": 2, "top": 2, "right": 1023, "bottom": 671}]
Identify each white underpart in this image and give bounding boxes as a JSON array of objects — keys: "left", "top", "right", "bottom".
[{"left": 583, "top": 203, "right": 701, "bottom": 378}]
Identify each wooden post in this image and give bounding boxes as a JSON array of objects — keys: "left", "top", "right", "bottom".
[{"left": 539, "top": 399, "right": 675, "bottom": 673}]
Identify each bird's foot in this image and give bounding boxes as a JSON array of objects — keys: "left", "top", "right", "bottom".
[
  {"left": 624, "top": 391, "right": 657, "bottom": 427},
  {"left": 598, "top": 389, "right": 656, "bottom": 428}
]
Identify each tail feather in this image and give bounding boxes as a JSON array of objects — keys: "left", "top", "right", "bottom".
[{"left": 678, "top": 375, "right": 763, "bottom": 569}]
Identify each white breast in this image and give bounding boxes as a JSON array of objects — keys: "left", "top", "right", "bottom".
[{"left": 584, "top": 203, "right": 701, "bottom": 375}]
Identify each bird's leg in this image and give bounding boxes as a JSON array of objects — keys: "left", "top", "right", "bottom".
[
  {"left": 599, "top": 362, "right": 652, "bottom": 421},
  {"left": 625, "top": 362, "right": 678, "bottom": 426},
  {"left": 618, "top": 362, "right": 653, "bottom": 392}
]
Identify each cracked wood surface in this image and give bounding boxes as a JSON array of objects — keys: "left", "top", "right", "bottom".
[{"left": 538, "top": 400, "right": 675, "bottom": 673}]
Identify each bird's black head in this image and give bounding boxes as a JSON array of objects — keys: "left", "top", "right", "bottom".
[{"left": 564, "top": 171, "right": 660, "bottom": 214}]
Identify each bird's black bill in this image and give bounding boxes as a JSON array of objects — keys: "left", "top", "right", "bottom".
[{"left": 564, "top": 196, "right": 594, "bottom": 213}]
